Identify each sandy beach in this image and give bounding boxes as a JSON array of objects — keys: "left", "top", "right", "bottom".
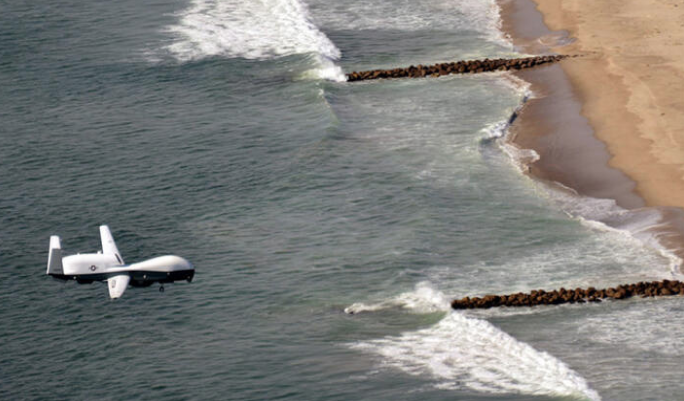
[
  {"left": 500, "top": 0, "right": 684, "bottom": 262},
  {"left": 528, "top": 0, "right": 684, "bottom": 208}
]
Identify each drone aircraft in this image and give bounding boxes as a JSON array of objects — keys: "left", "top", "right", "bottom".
[{"left": 46, "top": 225, "right": 194, "bottom": 299}]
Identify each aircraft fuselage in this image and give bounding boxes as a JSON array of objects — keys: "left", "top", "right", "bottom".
[
  {"left": 46, "top": 225, "right": 194, "bottom": 298},
  {"left": 51, "top": 254, "right": 195, "bottom": 286}
]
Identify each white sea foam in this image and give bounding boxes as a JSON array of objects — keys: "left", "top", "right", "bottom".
[
  {"left": 484, "top": 119, "right": 540, "bottom": 171},
  {"left": 349, "top": 286, "right": 601, "bottom": 400},
  {"left": 480, "top": 75, "right": 543, "bottom": 172},
  {"left": 423, "top": 224, "right": 673, "bottom": 302},
  {"left": 520, "top": 177, "right": 684, "bottom": 275},
  {"left": 577, "top": 210, "right": 682, "bottom": 276},
  {"left": 344, "top": 282, "right": 450, "bottom": 314},
  {"left": 307, "top": 0, "right": 511, "bottom": 48},
  {"left": 166, "top": 0, "right": 345, "bottom": 81},
  {"left": 529, "top": 186, "right": 682, "bottom": 278},
  {"left": 488, "top": 71, "right": 683, "bottom": 276},
  {"left": 578, "top": 299, "right": 684, "bottom": 356}
]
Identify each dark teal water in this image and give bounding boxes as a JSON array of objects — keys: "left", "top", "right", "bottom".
[{"left": 2, "top": 1, "right": 683, "bottom": 400}]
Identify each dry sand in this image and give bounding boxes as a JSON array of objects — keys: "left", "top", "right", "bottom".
[
  {"left": 525, "top": 0, "right": 684, "bottom": 208},
  {"left": 500, "top": 0, "right": 647, "bottom": 209},
  {"left": 499, "top": 0, "right": 684, "bottom": 263}
]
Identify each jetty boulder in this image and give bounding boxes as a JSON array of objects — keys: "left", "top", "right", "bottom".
[
  {"left": 451, "top": 280, "right": 684, "bottom": 310},
  {"left": 347, "top": 55, "right": 569, "bottom": 82}
]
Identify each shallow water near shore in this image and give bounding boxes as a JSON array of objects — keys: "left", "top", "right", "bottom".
[{"left": 1, "top": 1, "right": 683, "bottom": 400}]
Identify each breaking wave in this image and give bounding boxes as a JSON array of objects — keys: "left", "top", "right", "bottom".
[
  {"left": 166, "top": 0, "right": 345, "bottom": 81},
  {"left": 344, "top": 282, "right": 450, "bottom": 314},
  {"left": 348, "top": 284, "right": 601, "bottom": 400}
]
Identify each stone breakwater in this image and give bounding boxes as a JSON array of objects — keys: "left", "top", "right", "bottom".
[
  {"left": 451, "top": 280, "right": 684, "bottom": 310},
  {"left": 346, "top": 55, "right": 568, "bottom": 82}
]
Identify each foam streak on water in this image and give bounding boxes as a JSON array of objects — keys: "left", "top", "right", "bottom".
[
  {"left": 488, "top": 73, "right": 683, "bottom": 275},
  {"left": 345, "top": 282, "right": 450, "bottom": 314},
  {"left": 349, "top": 286, "right": 601, "bottom": 400},
  {"left": 166, "top": 0, "right": 345, "bottom": 80},
  {"left": 308, "top": 0, "right": 511, "bottom": 48}
]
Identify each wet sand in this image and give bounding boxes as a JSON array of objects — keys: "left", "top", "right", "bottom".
[
  {"left": 499, "top": 0, "right": 684, "bottom": 265},
  {"left": 513, "top": 65, "right": 645, "bottom": 210},
  {"left": 527, "top": 0, "right": 684, "bottom": 208}
]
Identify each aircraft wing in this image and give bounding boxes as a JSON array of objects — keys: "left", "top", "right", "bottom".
[
  {"left": 107, "top": 274, "right": 130, "bottom": 299},
  {"left": 100, "top": 225, "right": 124, "bottom": 265}
]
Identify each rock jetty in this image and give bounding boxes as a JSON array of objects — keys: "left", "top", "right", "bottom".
[
  {"left": 347, "top": 55, "right": 568, "bottom": 82},
  {"left": 451, "top": 280, "right": 684, "bottom": 310}
]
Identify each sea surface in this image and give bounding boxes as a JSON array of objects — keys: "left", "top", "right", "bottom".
[{"left": 2, "top": 1, "right": 683, "bottom": 400}]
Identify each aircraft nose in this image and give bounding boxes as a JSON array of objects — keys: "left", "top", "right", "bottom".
[{"left": 171, "top": 256, "right": 193, "bottom": 270}]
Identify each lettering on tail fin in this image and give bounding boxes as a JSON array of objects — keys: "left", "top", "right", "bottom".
[{"left": 46, "top": 235, "right": 63, "bottom": 275}]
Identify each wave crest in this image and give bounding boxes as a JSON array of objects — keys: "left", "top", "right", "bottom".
[
  {"left": 344, "top": 282, "right": 450, "bottom": 315},
  {"left": 166, "top": 0, "right": 345, "bottom": 80}
]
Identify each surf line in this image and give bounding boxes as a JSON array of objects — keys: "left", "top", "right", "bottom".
[
  {"left": 346, "top": 55, "right": 571, "bottom": 82},
  {"left": 452, "top": 280, "right": 684, "bottom": 310}
]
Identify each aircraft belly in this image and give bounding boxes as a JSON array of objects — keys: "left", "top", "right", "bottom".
[
  {"left": 129, "top": 269, "right": 194, "bottom": 285},
  {"left": 62, "top": 273, "right": 111, "bottom": 282},
  {"left": 57, "top": 269, "right": 193, "bottom": 285}
]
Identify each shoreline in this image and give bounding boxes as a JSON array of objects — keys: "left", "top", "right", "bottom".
[
  {"left": 497, "top": 0, "right": 684, "bottom": 268},
  {"left": 527, "top": 0, "right": 684, "bottom": 208}
]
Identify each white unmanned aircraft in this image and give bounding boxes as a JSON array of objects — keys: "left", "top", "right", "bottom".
[{"left": 46, "top": 225, "right": 194, "bottom": 299}]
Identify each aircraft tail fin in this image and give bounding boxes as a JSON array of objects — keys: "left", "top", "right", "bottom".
[
  {"left": 100, "top": 225, "right": 124, "bottom": 265},
  {"left": 47, "top": 235, "right": 63, "bottom": 275}
]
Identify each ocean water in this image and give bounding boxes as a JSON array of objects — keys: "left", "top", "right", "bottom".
[{"left": 1, "top": 1, "right": 683, "bottom": 400}]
